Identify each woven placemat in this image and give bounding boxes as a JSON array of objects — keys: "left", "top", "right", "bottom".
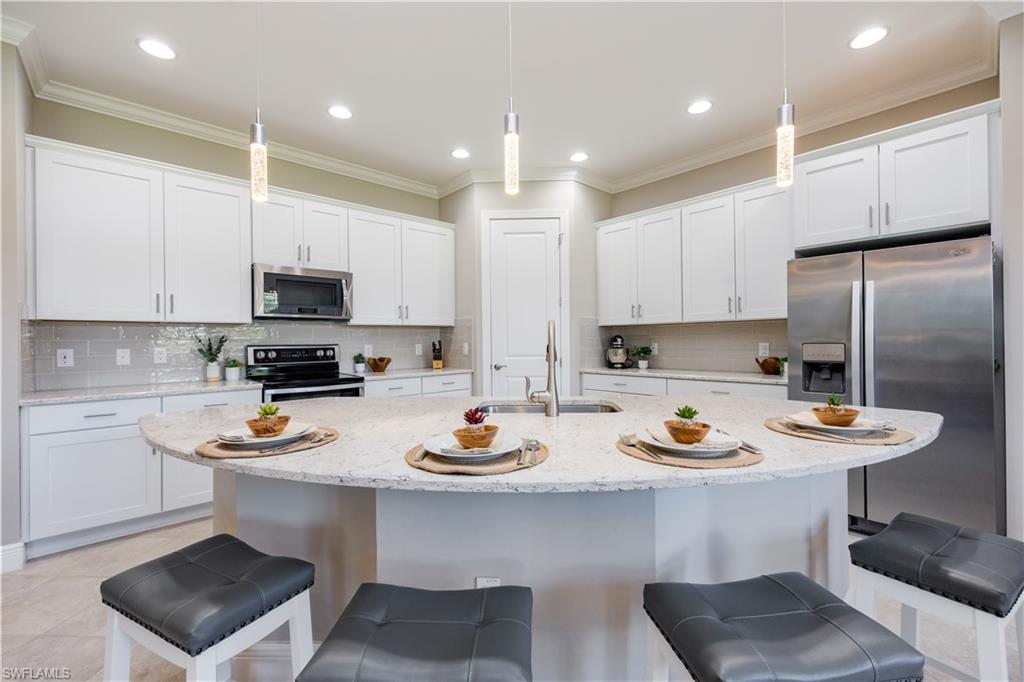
[
  {"left": 764, "top": 418, "right": 915, "bottom": 445},
  {"left": 195, "top": 428, "right": 339, "bottom": 459},
  {"left": 405, "top": 443, "right": 548, "bottom": 475},
  {"left": 616, "top": 441, "right": 763, "bottom": 469}
]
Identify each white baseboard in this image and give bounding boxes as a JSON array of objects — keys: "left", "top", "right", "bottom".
[{"left": 1, "top": 542, "right": 26, "bottom": 573}]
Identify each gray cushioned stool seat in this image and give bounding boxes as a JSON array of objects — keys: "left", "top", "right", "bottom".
[
  {"left": 850, "top": 512, "right": 1024, "bottom": 617},
  {"left": 297, "top": 583, "right": 532, "bottom": 682},
  {"left": 645, "top": 571, "right": 924, "bottom": 682},
  {"left": 100, "top": 533, "right": 314, "bottom": 656}
]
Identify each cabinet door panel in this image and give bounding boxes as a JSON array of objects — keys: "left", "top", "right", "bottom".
[
  {"left": 252, "top": 192, "right": 303, "bottom": 267},
  {"left": 735, "top": 183, "right": 792, "bottom": 320},
  {"left": 402, "top": 221, "right": 454, "bottom": 326},
  {"left": 879, "top": 115, "right": 989, "bottom": 236},
  {"left": 349, "top": 210, "right": 403, "bottom": 325},
  {"left": 164, "top": 173, "right": 251, "bottom": 323},
  {"left": 793, "top": 146, "right": 879, "bottom": 248},
  {"left": 303, "top": 200, "right": 349, "bottom": 271},
  {"left": 682, "top": 195, "right": 736, "bottom": 322},
  {"left": 34, "top": 148, "right": 164, "bottom": 321},
  {"left": 596, "top": 220, "right": 638, "bottom": 325},
  {"left": 636, "top": 209, "right": 683, "bottom": 324}
]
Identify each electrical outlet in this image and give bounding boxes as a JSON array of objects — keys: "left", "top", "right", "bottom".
[
  {"left": 651, "top": 342, "right": 658, "bottom": 355},
  {"left": 56, "top": 348, "right": 74, "bottom": 368},
  {"left": 475, "top": 577, "right": 500, "bottom": 589},
  {"left": 415, "top": 343, "right": 423, "bottom": 356},
  {"left": 116, "top": 349, "right": 131, "bottom": 366},
  {"left": 758, "top": 342, "right": 770, "bottom": 357},
  {"left": 363, "top": 344, "right": 373, "bottom": 357},
  {"left": 462, "top": 342, "right": 469, "bottom": 356},
  {"left": 153, "top": 347, "right": 168, "bottom": 364}
]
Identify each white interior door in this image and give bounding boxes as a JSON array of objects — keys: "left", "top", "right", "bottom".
[{"left": 488, "top": 218, "right": 561, "bottom": 398}]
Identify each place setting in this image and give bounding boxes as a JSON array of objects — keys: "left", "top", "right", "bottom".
[
  {"left": 764, "top": 394, "right": 915, "bottom": 445},
  {"left": 617, "top": 405, "right": 764, "bottom": 469},
  {"left": 195, "top": 404, "right": 338, "bottom": 459},
  {"left": 405, "top": 408, "right": 548, "bottom": 475}
]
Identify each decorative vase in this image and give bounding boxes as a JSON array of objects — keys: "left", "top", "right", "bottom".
[
  {"left": 225, "top": 366, "right": 241, "bottom": 382},
  {"left": 664, "top": 419, "right": 712, "bottom": 444},
  {"left": 637, "top": 360, "right": 649, "bottom": 370},
  {"left": 354, "top": 362, "right": 366, "bottom": 374},
  {"left": 205, "top": 362, "right": 220, "bottom": 382}
]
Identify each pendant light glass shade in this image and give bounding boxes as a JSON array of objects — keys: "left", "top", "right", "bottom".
[
  {"left": 504, "top": 109, "right": 519, "bottom": 195},
  {"left": 776, "top": 96, "right": 794, "bottom": 188},
  {"left": 250, "top": 110, "right": 268, "bottom": 202}
]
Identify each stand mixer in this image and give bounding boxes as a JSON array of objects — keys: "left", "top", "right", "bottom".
[{"left": 605, "top": 335, "right": 633, "bottom": 369}]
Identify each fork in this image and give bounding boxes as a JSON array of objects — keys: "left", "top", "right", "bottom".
[{"left": 619, "top": 432, "right": 663, "bottom": 460}]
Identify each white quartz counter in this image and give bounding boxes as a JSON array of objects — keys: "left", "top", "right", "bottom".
[
  {"left": 140, "top": 394, "right": 941, "bottom": 494},
  {"left": 581, "top": 367, "right": 787, "bottom": 386},
  {"left": 361, "top": 367, "right": 472, "bottom": 382},
  {"left": 20, "top": 380, "right": 263, "bottom": 406}
]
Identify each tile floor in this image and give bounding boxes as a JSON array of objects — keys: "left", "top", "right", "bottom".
[{"left": 1, "top": 520, "right": 1020, "bottom": 681}]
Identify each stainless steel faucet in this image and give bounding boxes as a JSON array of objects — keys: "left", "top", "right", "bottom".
[{"left": 526, "top": 320, "right": 560, "bottom": 417}]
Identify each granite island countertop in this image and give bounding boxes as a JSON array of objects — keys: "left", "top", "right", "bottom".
[
  {"left": 20, "top": 380, "right": 263, "bottom": 406},
  {"left": 140, "top": 394, "right": 942, "bottom": 494},
  {"left": 581, "top": 367, "right": 787, "bottom": 386}
]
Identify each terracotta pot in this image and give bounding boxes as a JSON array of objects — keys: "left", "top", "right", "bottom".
[
  {"left": 452, "top": 424, "right": 499, "bottom": 449},
  {"left": 664, "top": 419, "right": 711, "bottom": 444},
  {"left": 812, "top": 406, "right": 860, "bottom": 427},
  {"left": 367, "top": 357, "right": 392, "bottom": 373},
  {"left": 245, "top": 415, "right": 291, "bottom": 438}
]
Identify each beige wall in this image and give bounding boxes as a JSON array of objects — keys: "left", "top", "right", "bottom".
[
  {"left": 30, "top": 98, "right": 439, "bottom": 220},
  {"left": 611, "top": 77, "right": 1000, "bottom": 217}
]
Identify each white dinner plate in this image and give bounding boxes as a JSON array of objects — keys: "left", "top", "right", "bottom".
[
  {"left": 641, "top": 426, "right": 741, "bottom": 458},
  {"left": 218, "top": 422, "right": 316, "bottom": 448},
  {"left": 423, "top": 431, "right": 523, "bottom": 463},
  {"left": 784, "top": 411, "right": 890, "bottom": 436}
]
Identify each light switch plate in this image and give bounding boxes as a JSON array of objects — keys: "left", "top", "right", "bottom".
[
  {"left": 116, "top": 349, "right": 131, "bottom": 366},
  {"left": 415, "top": 343, "right": 423, "bottom": 356},
  {"left": 474, "top": 577, "right": 500, "bottom": 589},
  {"left": 363, "top": 344, "right": 373, "bottom": 357},
  {"left": 56, "top": 348, "right": 74, "bottom": 368},
  {"left": 153, "top": 347, "right": 168, "bottom": 364},
  {"left": 651, "top": 342, "right": 658, "bottom": 355},
  {"left": 462, "top": 342, "right": 469, "bottom": 356},
  {"left": 758, "top": 342, "right": 770, "bottom": 357}
]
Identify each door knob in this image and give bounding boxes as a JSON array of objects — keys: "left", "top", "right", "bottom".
[{"left": 493, "top": 363, "right": 507, "bottom": 370}]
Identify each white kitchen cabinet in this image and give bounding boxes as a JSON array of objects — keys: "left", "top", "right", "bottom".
[
  {"left": 666, "top": 378, "right": 787, "bottom": 399},
  {"left": 734, "top": 182, "right": 792, "bottom": 320},
  {"left": 792, "top": 145, "right": 879, "bottom": 248},
  {"left": 879, "top": 115, "right": 989, "bottom": 236},
  {"left": 164, "top": 172, "right": 252, "bottom": 324},
  {"left": 682, "top": 195, "right": 736, "bottom": 322},
  {"left": 252, "top": 191, "right": 304, "bottom": 267},
  {"left": 364, "top": 377, "right": 422, "bottom": 398},
  {"left": 581, "top": 373, "right": 667, "bottom": 396},
  {"left": 636, "top": 209, "right": 683, "bottom": 324},
  {"left": 596, "top": 220, "right": 638, "bottom": 326},
  {"left": 302, "top": 199, "right": 349, "bottom": 271},
  {"left": 401, "top": 220, "right": 454, "bottom": 326},
  {"left": 422, "top": 373, "right": 472, "bottom": 395},
  {"left": 349, "top": 210, "right": 404, "bottom": 325},
  {"left": 34, "top": 148, "right": 165, "bottom": 321}
]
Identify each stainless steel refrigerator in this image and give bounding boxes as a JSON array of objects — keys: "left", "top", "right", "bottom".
[{"left": 787, "top": 235, "right": 1005, "bottom": 533}]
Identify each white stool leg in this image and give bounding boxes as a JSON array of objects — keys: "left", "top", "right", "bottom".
[
  {"left": 1015, "top": 605, "right": 1024, "bottom": 681},
  {"left": 899, "top": 603, "right": 918, "bottom": 647},
  {"left": 645, "top": 619, "right": 670, "bottom": 682},
  {"left": 186, "top": 649, "right": 219, "bottom": 682},
  {"left": 975, "top": 610, "right": 1009, "bottom": 682},
  {"left": 216, "top": 660, "right": 231, "bottom": 681},
  {"left": 288, "top": 590, "right": 314, "bottom": 679},
  {"left": 103, "top": 610, "right": 133, "bottom": 682},
  {"left": 851, "top": 568, "right": 877, "bottom": 619}
]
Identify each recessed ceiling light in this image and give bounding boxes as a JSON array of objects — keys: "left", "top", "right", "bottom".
[
  {"left": 849, "top": 26, "right": 888, "bottom": 49},
  {"left": 137, "top": 39, "right": 175, "bottom": 60},
  {"left": 687, "top": 99, "right": 713, "bottom": 115},
  {"left": 328, "top": 105, "right": 353, "bottom": 120},
  {"left": 569, "top": 151, "right": 589, "bottom": 162},
  {"left": 451, "top": 148, "right": 470, "bottom": 159}
]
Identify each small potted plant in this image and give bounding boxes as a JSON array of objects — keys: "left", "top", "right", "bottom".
[
  {"left": 812, "top": 393, "right": 860, "bottom": 427},
  {"left": 632, "top": 345, "right": 652, "bottom": 370},
  {"left": 246, "top": 403, "right": 290, "bottom": 438},
  {"left": 452, "top": 407, "right": 499, "bottom": 449},
  {"left": 224, "top": 358, "right": 244, "bottom": 382},
  {"left": 194, "top": 334, "right": 228, "bottom": 382},
  {"left": 779, "top": 356, "right": 788, "bottom": 378},
  {"left": 664, "top": 405, "right": 711, "bottom": 444},
  {"left": 353, "top": 353, "right": 366, "bottom": 374}
]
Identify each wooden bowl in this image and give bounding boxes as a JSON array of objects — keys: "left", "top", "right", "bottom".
[
  {"left": 245, "top": 415, "right": 291, "bottom": 438},
  {"left": 664, "top": 419, "right": 711, "bottom": 444},
  {"left": 812, "top": 406, "right": 860, "bottom": 427},
  {"left": 452, "top": 424, "right": 499, "bottom": 449},
  {"left": 367, "top": 357, "right": 392, "bottom": 373}
]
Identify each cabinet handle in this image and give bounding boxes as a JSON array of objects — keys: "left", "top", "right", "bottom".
[
  {"left": 868, "top": 205, "right": 874, "bottom": 228},
  {"left": 298, "top": 244, "right": 302, "bottom": 262},
  {"left": 388, "top": 386, "right": 403, "bottom": 391},
  {"left": 613, "top": 382, "right": 628, "bottom": 387},
  {"left": 156, "top": 293, "right": 160, "bottom": 314},
  {"left": 442, "top": 381, "right": 456, "bottom": 386},
  {"left": 884, "top": 202, "right": 890, "bottom": 226},
  {"left": 737, "top": 296, "right": 742, "bottom": 313},
  {"left": 169, "top": 294, "right": 174, "bottom": 314},
  {"left": 398, "top": 305, "right": 403, "bottom": 319},
  {"left": 728, "top": 297, "right": 733, "bottom": 313},
  {"left": 84, "top": 412, "right": 117, "bottom": 418},
  {"left": 307, "top": 245, "right": 311, "bottom": 261},
  {"left": 405, "top": 305, "right": 409, "bottom": 319},
  {"left": 630, "top": 304, "right": 636, "bottom": 318},
  {"left": 203, "top": 402, "right": 228, "bottom": 408},
  {"left": 710, "top": 390, "right": 730, "bottom": 395},
  {"left": 637, "top": 304, "right": 643, "bottom": 318}
]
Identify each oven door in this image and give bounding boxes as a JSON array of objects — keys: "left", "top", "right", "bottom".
[
  {"left": 264, "top": 382, "right": 364, "bottom": 402},
  {"left": 253, "top": 264, "right": 352, "bottom": 320}
]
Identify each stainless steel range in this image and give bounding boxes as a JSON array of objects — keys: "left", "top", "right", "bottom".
[{"left": 245, "top": 344, "right": 364, "bottom": 402}]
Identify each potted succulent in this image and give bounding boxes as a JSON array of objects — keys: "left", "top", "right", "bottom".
[
  {"left": 779, "top": 356, "right": 788, "bottom": 378},
  {"left": 664, "top": 405, "right": 711, "bottom": 444},
  {"left": 632, "top": 346, "right": 652, "bottom": 370},
  {"left": 246, "top": 403, "right": 291, "bottom": 438},
  {"left": 452, "top": 407, "right": 499, "bottom": 449},
  {"left": 194, "top": 334, "right": 228, "bottom": 382},
  {"left": 812, "top": 393, "right": 860, "bottom": 427},
  {"left": 224, "top": 357, "right": 244, "bottom": 382},
  {"left": 353, "top": 353, "right": 366, "bottom": 374}
]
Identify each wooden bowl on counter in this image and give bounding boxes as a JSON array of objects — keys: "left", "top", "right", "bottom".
[
  {"left": 811, "top": 406, "right": 860, "bottom": 427},
  {"left": 367, "top": 357, "right": 392, "bottom": 373},
  {"left": 452, "top": 424, "right": 500, "bottom": 449},
  {"left": 245, "top": 415, "right": 291, "bottom": 437},
  {"left": 663, "top": 419, "right": 711, "bottom": 444}
]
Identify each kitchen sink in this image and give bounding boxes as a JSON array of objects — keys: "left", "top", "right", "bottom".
[{"left": 475, "top": 401, "right": 623, "bottom": 414}]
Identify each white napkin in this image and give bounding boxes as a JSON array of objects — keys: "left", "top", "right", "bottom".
[{"left": 440, "top": 446, "right": 492, "bottom": 455}]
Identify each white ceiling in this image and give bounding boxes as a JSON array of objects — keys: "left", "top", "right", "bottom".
[{"left": 2, "top": 2, "right": 1001, "bottom": 196}]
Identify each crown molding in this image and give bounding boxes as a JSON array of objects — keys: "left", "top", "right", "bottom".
[
  {"left": 437, "top": 167, "right": 614, "bottom": 198},
  {"left": 0, "top": 15, "right": 32, "bottom": 45}
]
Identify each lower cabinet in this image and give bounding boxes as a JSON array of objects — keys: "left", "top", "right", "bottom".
[
  {"left": 666, "top": 378, "right": 787, "bottom": 399},
  {"left": 580, "top": 373, "right": 787, "bottom": 401},
  {"left": 364, "top": 373, "right": 473, "bottom": 398}
]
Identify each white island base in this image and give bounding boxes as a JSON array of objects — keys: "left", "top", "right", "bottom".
[{"left": 217, "top": 469, "right": 847, "bottom": 682}]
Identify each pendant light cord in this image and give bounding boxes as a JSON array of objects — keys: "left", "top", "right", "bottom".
[
  {"left": 781, "top": 0, "right": 787, "bottom": 103},
  {"left": 256, "top": 1, "right": 262, "bottom": 118},
  {"left": 507, "top": 2, "right": 513, "bottom": 113}
]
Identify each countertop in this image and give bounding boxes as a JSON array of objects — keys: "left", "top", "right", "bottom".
[
  {"left": 361, "top": 368, "right": 473, "bottom": 382},
  {"left": 581, "top": 367, "right": 787, "bottom": 386},
  {"left": 20, "top": 380, "right": 263, "bottom": 407},
  {"left": 140, "top": 395, "right": 942, "bottom": 494}
]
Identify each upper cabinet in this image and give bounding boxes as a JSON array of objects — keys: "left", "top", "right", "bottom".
[
  {"left": 636, "top": 210, "right": 683, "bottom": 324},
  {"left": 302, "top": 200, "right": 349, "bottom": 271},
  {"left": 596, "top": 219, "right": 638, "bottom": 326},
  {"left": 401, "top": 220, "right": 454, "bottom": 326},
  {"left": 252, "top": 191, "right": 349, "bottom": 271},
  {"left": 792, "top": 145, "right": 879, "bottom": 249},
  {"left": 682, "top": 196, "right": 736, "bottom": 323},
  {"left": 734, "top": 182, "right": 792, "bottom": 320}
]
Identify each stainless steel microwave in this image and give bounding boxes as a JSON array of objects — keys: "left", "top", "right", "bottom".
[{"left": 252, "top": 264, "right": 352, "bottom": 320}]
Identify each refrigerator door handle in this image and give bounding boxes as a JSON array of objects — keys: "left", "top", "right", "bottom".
[
  {"left": 851, "top": 281, "right": 863, "bottom": 406},
  {"left": 864, "top": 280, "right": 876, "bottom": 407}
]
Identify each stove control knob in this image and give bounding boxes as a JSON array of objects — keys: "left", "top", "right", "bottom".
[
  {"left": 316, "top": 349, "right": 325, "bottom": 358},
  {"left": 268, "top": 351, "right": 277, "bottom": 360},
  {"left": 326, "top": 349, "right": 334, "bottom": 358},
  {"left": 255, "top": 351, "right": 265, "bottom": 360}
]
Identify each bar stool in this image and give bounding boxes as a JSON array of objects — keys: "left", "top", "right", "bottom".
[
  {"left": 645, "top": 571, "right": 924, "bottom": 682},
  {"left": 297, "top": 582, "right": 533, "bottom": 681},
  {"left": 850, "top": 512, "right": 1024, "bottom": 681},
  {"left": 100, "top": 533, "right": 315, "bottom": 682}
]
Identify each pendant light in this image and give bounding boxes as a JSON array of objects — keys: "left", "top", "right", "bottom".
[
  {"left": 776, "top": 0, "right": 794, "bottom": 188},
  {"left": 250, "top": 3, "right": 268, "bottom": 202},
  {"left": 503, "top": 3, "right": 519, "bottom": 195}
]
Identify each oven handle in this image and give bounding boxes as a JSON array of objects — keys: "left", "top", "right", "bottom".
[{"left": 264, "top": 383, "right": 365, "bottom": 399}]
